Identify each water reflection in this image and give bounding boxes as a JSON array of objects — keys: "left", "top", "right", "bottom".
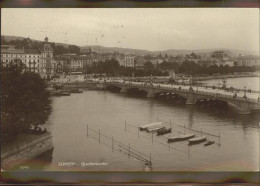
[
  {"left": 187, "top": 106, "right": 195, "bottom": 128},
  {"left": 44, "top": 88, "right": 259, "bottom": 171}
]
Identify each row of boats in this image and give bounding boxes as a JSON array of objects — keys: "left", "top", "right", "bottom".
[
  {"left": 50, "top": 88, "right": 83, "bottom": 96},
  {"left": 139, "top": 122, "right": 215, "bottom": 146}
]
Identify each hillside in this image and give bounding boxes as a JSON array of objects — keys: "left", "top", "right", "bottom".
[
  {"left": 2, "top": 35, "right": 259, "bottom": 56},
  {"left": 81, "top": 45, "right": 151, "bottom": 55}
]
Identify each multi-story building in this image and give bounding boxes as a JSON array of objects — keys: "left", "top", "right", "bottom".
[
  {"left": 70, "top": 56, "right": 84, "bottom": 73},
  {"left": 134, "top": 56, "right": 146, "bottom": 69},
  {"left": 211, "top": 51, "right": 229, "bottom": 61},
  {"left": 1, "top": 37, "right": 55, "bottom": 79},
  {"left": 114, "top": 52, "right": 125, "bottom": 66},
  {"left": 150, "top": 57, "right": 164, "bottom": 67},
  {"left": 55, "top": 52, "right": 101, "bottom": 74},
  {"left": 124, "top": 55, "right": 135, "bottom": 67},
  {"left": 168, "top": 55, "right": 185, "bottom": 64},
  {"left": 235, "top": 55, "right": 260, "bottom": 66},
  {"left": 185, "top": 52, "right": 201, "bottom": 63}
]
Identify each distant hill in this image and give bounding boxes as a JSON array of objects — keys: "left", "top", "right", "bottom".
[
  {"left": 1, "top": 35, "right": 73, "bottom": 48},
  {"left": 2, "top": 35, "right": 259, "bottom": 57},
  {"left": 82, "top": 46, "right": 259, "bottom": 57},
  {"left": 81, "top": 45, "right": 151, "bottom": 55},
  {"left": 2, "top": 35, "right": 28, "bottom": 42}
]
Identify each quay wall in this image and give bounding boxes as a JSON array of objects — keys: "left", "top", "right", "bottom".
[
  {"left": 193, "top": 73, "right": 260, "bottom": 81},
  {"left": 1, "top": 133, "right": 53, "bottom": 170},
  {"left": 60, "top": 81, "right": 98, "bottom": 90}
]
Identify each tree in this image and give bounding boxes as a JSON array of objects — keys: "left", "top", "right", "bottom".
[
  {"left": 144, "top": 61, "right": 154, "bottom": 71},
  {"left": 68, "top": 45, "right": 80, "bottom": 55},
  {"left": 1, "top": 62, "right": 52, "bottom": 141},
  {"left": 1, "top": 36, "right": 7, "bottom": 45}
]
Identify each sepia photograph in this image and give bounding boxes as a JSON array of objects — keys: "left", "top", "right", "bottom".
[{"left": 1, "top": 7, "right": 259, "bottom": 179}]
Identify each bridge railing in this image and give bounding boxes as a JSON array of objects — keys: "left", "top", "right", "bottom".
[{"left": 105, "top": 81, "right": 260, "bottom": 103}]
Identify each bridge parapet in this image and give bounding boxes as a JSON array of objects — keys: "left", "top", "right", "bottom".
[{"left": 104, "top": 81, "right": 260, "bottom": 114}]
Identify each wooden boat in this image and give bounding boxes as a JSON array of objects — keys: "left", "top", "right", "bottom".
[
  {"left": 139, "top": 122, "right": 164, "bottom": 131},
  {"left": 167, "top": 134, "right": 195, "bottom": 142},
  {"left": 204, "top": 140, "right": 215, "bottom": 146},
  {"left": 70, "top": 89, "right": 83, "bottom": 93},
  {"left": 50, "top": 90, "right": 70, "bottom": 96},
  {"left": 60, "top": 90, "right": 70, "bottom": 96},
  {"left": 146, "top": 126, "right": 165, "bottom": 132},
  {"left": 50, "top": 91, "right": 61, "bottom": 97},
  {"left": 156, "top": 127, "right": 172, "bottom": 136},
  {"left": 188, "top": 136, "right": 207, "bottom": 145}
]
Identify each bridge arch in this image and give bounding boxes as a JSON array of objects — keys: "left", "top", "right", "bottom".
[{"left": 102, "top": 82, "right": 260, "bottom": 115}]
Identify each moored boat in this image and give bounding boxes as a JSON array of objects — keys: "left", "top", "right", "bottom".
[
  {"left": 156, "top": 127, "right": 172, "bottom": 136},
  {"left": 146, "top": 126, "right": 165, "bottom": 132},
  {"left": 167, "top": 134, "right": 195, "bottom": 142},
  {"left": 50, "top": 89, "right": 70, "bottom": 96},
  {"left": 188, "top": 136, "right": 207, "bottom": 145},
  {"left": 204, "top": 140, "right": 215, "bottom": 146},
  {"left": 139, "top": 122, "right": 164, "bottom": 131},
  {"left": 70, "top": 89, "right": 83, "bottom": 93},
  {"left": 60, "top": 90, "right": 70, "bottom": 96}
]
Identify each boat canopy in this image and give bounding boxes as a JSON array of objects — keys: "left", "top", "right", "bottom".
[
  {"left": 140, "top": 122, "right": 164, "bottom": 130},
  {"left": 189, "top": 136, "right": 206, "bottom": 142},
  {"left": 168, "top": 134, "right": 195, "bottom": 140}
]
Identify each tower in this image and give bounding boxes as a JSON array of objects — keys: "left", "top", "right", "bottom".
[{"left": 42, "top": 37, "right": 53, "bottom": 79}]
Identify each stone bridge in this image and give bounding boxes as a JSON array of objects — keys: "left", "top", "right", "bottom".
[{"left": 97, "top": 81, "right": 260, "bottom": 115}]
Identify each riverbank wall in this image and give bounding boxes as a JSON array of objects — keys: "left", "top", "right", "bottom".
[
  {"left": 193, "top": 73, "right": 260, "bottom": 81},
  {"left": 1, "top": 132, "right": 53, "bottom": 170},
  {"left": 60, "top": 81, "right": 98, "bottom": 90}
]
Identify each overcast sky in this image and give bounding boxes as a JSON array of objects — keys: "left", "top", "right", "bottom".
[{"left": 1, "top": 8, "right": 259, "bottom": 52}]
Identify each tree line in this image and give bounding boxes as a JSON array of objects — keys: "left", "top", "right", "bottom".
[
  {"left": 1, "top": 61, "right": 52, "bottom": 142},
  {"left": 83, "top": 59, "right": 169, "bottom": 77},
  {"left": 81, "top": 59, "right": 256, "bottom": 77},
  {"left": 157, "top": 61, "right": 257, "bottom": 75}
]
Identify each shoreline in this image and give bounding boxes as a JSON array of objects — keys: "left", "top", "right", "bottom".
[
  {"left": 1, "top": 132, "right": 53, "bottom": 170},
  {"left": 192, "top": 73, "right": 260, "bottom": 81}
]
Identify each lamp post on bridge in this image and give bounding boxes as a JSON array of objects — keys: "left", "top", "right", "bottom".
[
  {"left": 189, "top": 76, "right": 193, "bottom": 91},
  {"left": 243, "top": 86, "right": 247, "bottom": 99}
]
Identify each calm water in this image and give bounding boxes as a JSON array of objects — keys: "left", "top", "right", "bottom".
[
  {"left": 42, "top": 77, "right": 260, "bottom": 171},
  {"left": 201, "top": 77, "right": 260, "bottom": 90}
]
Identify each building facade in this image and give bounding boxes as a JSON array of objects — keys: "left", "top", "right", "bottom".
[
  {"left": 1, "top": 37, "right": 55, "bottom": 79},
  {"left": 235, "top": 55, "right": 260, "bottom": 66},
  {"left": 124, "top": 55, "right": 135, "bottom": 67}
]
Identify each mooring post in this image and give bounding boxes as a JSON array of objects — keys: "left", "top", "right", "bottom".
[
  {"left": 125, "top": 120, "right": 126, "bottom": 133},
  {"left": 112, "top": 136, "right": 114, "bottom": 152},
  {"left": 128, "top": 144, "right": 130, "bottom": 158},
  {"left": 188, "top": 146, "right": 190, "bottom": 160},
  {"left": 87, "top": 124, "right": 88, "bottom": 137},
  {"left": 219, "top": 132, "right": 221, "bottom": 144},
  {"left": 99, "top": 130, "right": 100, "bottom": 144},
  {"left": 152, "top": 132, "right": 153, "bottom": 144},
  {"left": 150, "top": 153, "right": 152, "bottom": 164},
  {"left": 138, "top": 124, "right": 139, "bottom": 139},
  {"left": 201, "top": 128, "right": 202, "bottom": 136},
  {"left": 184, "top": 124, "right": 185, "bottom": 134}
]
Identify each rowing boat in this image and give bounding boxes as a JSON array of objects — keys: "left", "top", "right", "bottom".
[
  {"left": 188, "top": 136, "right": 207, "bottom": 145},
  {"left": 139, "top": 122, "right": 164, "bottom": 131},
  {"left": 167, "top": 134, "right": 195, "bottom": 142}
]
